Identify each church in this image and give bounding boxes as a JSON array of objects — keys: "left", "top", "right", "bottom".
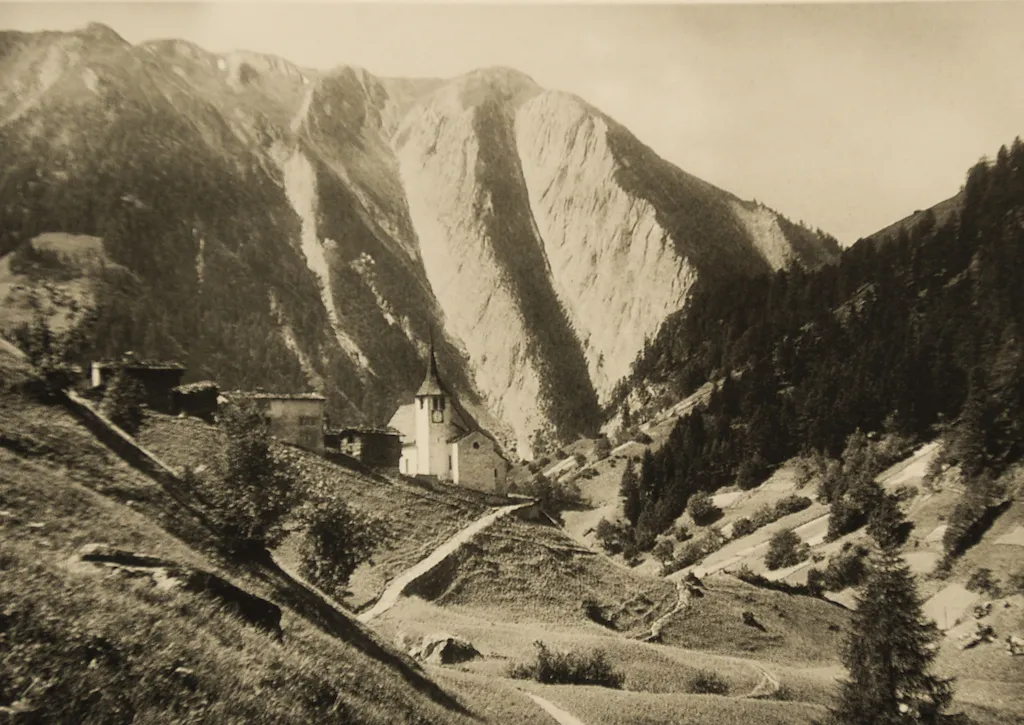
[{"left": 388, "top": 344, "right": 510, "bottom": 495}]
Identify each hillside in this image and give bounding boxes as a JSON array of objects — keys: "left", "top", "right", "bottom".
[
  {"left": 0, "top": 347, "right": 553, "bottom": 724},
  {"left": 0, "top": 23, "right": 839, "bottom": 455}
]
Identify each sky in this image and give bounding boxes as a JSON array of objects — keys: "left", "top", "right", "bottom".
[{"left": 2, "top": 1, "right": 1022, "bottom": 245}]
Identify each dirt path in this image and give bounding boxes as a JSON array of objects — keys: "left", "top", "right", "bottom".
[
  {"left": 357, "top": 502, "right": 532, "bottom": 623},
  {"left": 524, "top": 692, "right": 587, "bottom": 725}
]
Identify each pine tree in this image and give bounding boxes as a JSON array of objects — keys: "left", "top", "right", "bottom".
[
  {"left": 832, "top": 549, "right": 955, "bottom": 725},
  {"left": 620, "top": 458, "right": 642, "bottom": 528}
]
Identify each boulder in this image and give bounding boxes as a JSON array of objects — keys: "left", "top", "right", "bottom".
[{"left": 411, "top": 633, "right": 480, "bottom": 665}]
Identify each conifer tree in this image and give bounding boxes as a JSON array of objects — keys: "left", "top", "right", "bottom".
[
  {"left": 620, "top": 458, "right": 642, "bottom": 528},
  {"left": 832, "top": 548, "right": 955, "bottom": 725}
]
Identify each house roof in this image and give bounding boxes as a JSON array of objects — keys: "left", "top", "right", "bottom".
[
  {"left": 93, "top": 359, "right": 186, "bottom": 371},
  {"left": 221, "top": 390, "right": 326, "bottom": 402},
  {"left": 450, "top": 429, "right": 510, "bottom": 461},
  {"left": 329, "top": 425, "right": 401, "bottom": 437},
  {"left": 173, "top": 380, "right": 219, "bottom": 394}
]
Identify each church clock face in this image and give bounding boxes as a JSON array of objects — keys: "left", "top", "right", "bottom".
[{"left": 431, "top": 410, "right": 444, "bottom": 423}]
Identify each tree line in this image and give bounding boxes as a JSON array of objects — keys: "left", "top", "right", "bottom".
[{"left": 611, "top": 138, "right": 1024, "bottom": 549}]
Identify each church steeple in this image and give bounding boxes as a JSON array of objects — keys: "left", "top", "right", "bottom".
[{"left": 416, "top": 331, "right": 445, "bottom": 397}]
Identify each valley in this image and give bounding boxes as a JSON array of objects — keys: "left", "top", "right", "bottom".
[{"left": 1, "top": 11, "right": 1023, "bottom": 725}]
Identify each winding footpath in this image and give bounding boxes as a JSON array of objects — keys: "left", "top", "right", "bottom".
[
  {"left": 523, "top": 692, "right": 587, "bottom": 725},
  {"left": 356, "top": 502, "right": 532, "bottom": 623}
]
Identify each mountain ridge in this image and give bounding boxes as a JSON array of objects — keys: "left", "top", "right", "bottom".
[{"left": 0, "top": 23, "right": 840, "bottom": 455}]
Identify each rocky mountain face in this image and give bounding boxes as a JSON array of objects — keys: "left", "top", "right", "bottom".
[{"left": 0, "top": 24, "right": 840, "bottom": 455}]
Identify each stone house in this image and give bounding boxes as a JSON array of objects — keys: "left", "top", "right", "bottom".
[
  {"left": 325, "top": 425, "right": 402, "bottom": 468},
  {"left": 171, "top": 381, "right": 220, "bottom": 421},
  {"left": 220, "top": 391, "right": 326, "bottom": 453},
  {"left": 89, "top": 353, "right": 185, "bottom": 414}
]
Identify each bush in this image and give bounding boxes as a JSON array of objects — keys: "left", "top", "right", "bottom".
[
  {"left": 686, "top": 668, "right": 729, "bottom": 695},
  {"left": 102, "top": 369, "right": 147, "bottom": 435},
  {"left": 819, "top": 543, "right": 869, "bottom": 591},
  {"left": 965, "top": 567, "right": 1001, "bottom": 596},
  {"left": 298, "top": 496, "right": 380, "bottom": 599},
  {"left": 773, "top": 495, "right": 813, "bottom": 517},
  {"left": 731, "top": 517, "right": 757, "bottom": 538},
  {"left": 673, "top": 524, "right": 692, "bottom": 542},
  {"left": 520, "top": 473, "right": 583, "bottom": 523},
  {"left": 634, "top": 431, "right": 653, "bottom": 445},
  {"left": 662, "top": 529, "right": 726, "bottom": 575},
  {"left": 652, "top": 538, "right": 675, "bottom": 565},
  {"left": 594, "top": 436, "right": 612, "bottom": 460},
  {"left": 508, "top": 641, "right": 624, "bottom": 688},
  {"left": 1007, "top": 570, "right": 1024, "bottom": 595},
  {"left": 206, "top": 401, "right": 299, "bottom": 551},
  {"left": 764, "top": 529, "right": 809, "bottom": 570},
  {"left": 687, "top": 491, "right": 721, "bottom": 526},
  {"left": 595, "top": 518, "right": 632, "bottom": 555},
  {"left": 735, "top": 565, "right": 823, "bottom": 598}
]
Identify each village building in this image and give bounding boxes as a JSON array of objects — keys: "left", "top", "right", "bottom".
[
  {"left": 325, "top": 425, "right": 402, "bottom": 468},
  {"left": 171, "top": 381, "right": 220, "bottom": 421},
  {"left": 387, "top": 345, "right": 510, "bottom": 494},
  {"left": 89, "top": 353, "right": 186, "bottom": 414},
  {"left": 219, "top": 391, "right": 326, "bottom": 453}
]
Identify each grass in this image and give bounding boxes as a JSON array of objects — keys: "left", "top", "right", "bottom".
[
  {"left": 517, "top": 683, "right": 829, "bottom": 725},
  {"left": 374, "top": 595, "right": 763, "bottom": 697},
  {"left": 656, "top": 573, "right": 850, "bottom": 666},
  {"left": 0, "top": 454, "right": 477, "bottom": 724},
  {"left": 401, "top": 515, "right": 676, "bottom": 632},
  {"left": 0, "top": 368, "right": 508, "bottom": 724},
  {"left": 137, "top": 413, "right": 492, "bottom": 610}
]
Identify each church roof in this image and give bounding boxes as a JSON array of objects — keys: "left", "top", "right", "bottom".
[{"left": 415, "top": 343, "right": 446, "bottom": 397}]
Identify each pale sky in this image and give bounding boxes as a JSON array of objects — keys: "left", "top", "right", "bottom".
[{"left": 2, "top": 1, "right": 1023, "bottom": 245}]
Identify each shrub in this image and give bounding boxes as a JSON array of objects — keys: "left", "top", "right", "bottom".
[
  {"left": 735, "top": 565, "right": 823, "bottom": 598},
  {"left": 773, "top": 495, "right": 813, "bottom": 517},
  {"left": 731, "top": 517, "right": 757, "bottom": 538},
  {"left": 764, "top": 529, "right": 809, "bottom": 570},
  {"left": 206, "top": 401, "right": 299, "bottom": 551},
  {"left": 1007, "top": 570, "right": 1024, "bottom": 594},
  {"left": 102, "top": 369, "right": 147, "bottom": 435},
  {"left": 595, "top": 518, "right": 632, "bottom": 555},
  {"left": 573, "top": 452, "right": 586, "bottom": 466},
  {"left": 297, "top": 496, "right": 380, "bottom": 599},
  {"left": 662, "top": 529, "right": 726, "bottom": 575},
  {"left": 673, "top": 524, "right": 692, "bottom": 542},
  {"left": 820, "top": 542, "right": 869, "bottom": 591},
  {"left": 593, "top": 436, "right": 612, "bottom": 460},
  {"left": 508, "top": 641, "right": 624, "bottom": 688},
  {"left": 686, "top": 668, "right": 729, "bottom": 695},
  {"left": 652, "top": 538, "right": 675, "bottom": 565},
  {"left": 965, "top": 568, "right": 1001, "bottom": 596},
  {"left": 520, "top": 473, "right": 583, "bottom": 523},
  {"left": 688, "top": 491, "right": 721, "bottom": 526},
  {"left": 634, "top": 431, "right": 653, "bottom": 445}
]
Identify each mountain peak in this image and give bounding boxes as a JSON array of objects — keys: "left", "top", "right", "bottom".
[{"left": 75, "top": 22, "right": 128, "bottom": 46}]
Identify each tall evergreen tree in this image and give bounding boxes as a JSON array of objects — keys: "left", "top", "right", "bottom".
[
  {"left": 832, "top": 549, "right": 955, "bottom": 725},
  {"left": 620, "top": 458, "right": 642, "bottom": 528}
]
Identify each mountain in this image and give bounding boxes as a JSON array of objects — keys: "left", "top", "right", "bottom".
[
  {"left": 0, "top": 23, "right": 840, "bottom": 455},
  {"left": 865, "top": 191, "right": 963, "bottom": 247}
]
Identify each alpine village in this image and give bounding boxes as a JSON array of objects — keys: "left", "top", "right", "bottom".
[{"left": 1, "top": 8, "right": 1023, "bottom": 725}]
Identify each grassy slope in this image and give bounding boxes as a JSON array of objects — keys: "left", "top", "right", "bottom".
[
  {"left": 656, "top": 574, "right": 850, "bottom": 666},
  {"left": 402, "top": 515, "right": 677, "bottom": 631},
  {"left": 376, "top": 597, "right": 763, "bottom": 697},
  {"left": 519, "top": 683, "right": 827, "bottom": 725},
  {"left": 136, "top": 413, "right": 492, "bottom": 610},
  {"left": 0, "top": 357, "right": 545, "bottom": 724}
]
